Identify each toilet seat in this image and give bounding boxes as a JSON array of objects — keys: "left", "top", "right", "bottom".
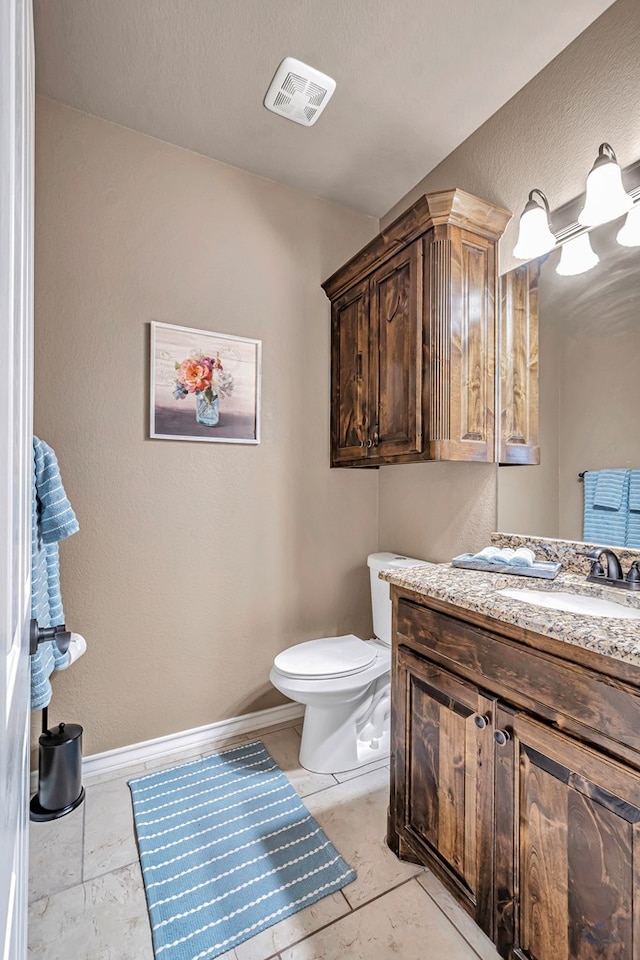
[{"left": 273, "top": 634, "right": 377, "bottom": 681}]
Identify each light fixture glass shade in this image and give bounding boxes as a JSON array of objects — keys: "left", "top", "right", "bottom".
[
  {"left": 555, "top": 233, "right": 600, "bottom": 276},
  {"left": 616, "top": 203, "right": 640, "bottom": 247},
  {"left": 513, "top": 194, "right": 556, "bottom": 259},
  {"left": 578, "top": 144, "right": 633, "bottom": 227}
]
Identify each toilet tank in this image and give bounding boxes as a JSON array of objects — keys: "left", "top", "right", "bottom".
[{"left": 367, "top": 552, "right": 432, "bottom": 645}]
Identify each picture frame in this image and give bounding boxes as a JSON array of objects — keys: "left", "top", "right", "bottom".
[{"left": 150, "top": 321, "right": 262, "bottom": 444}]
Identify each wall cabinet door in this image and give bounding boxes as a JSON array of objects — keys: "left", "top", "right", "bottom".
[
  {"left": 368, "top": 242, "right": 423, "bottom": 460},
  {"left": 330, "top": 279, "right": 370, "bottom": 464},
  {"left": 498, "top": 261, "right": 540, "bottom": 464},
  {"left": 496, "top": 706, "right": 640, "bottom": 960},
  {"left": 427, "top": 226, "right": 497, "bottom": 462},
  {"left": 392, "top": 645, "right": 496, "bottom": 931}
]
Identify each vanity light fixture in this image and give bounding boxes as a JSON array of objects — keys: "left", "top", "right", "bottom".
[
  {"left": 512, "top": 189, "right": 556, "bottom": 260},
  {"left": 616, "top": 202, "right": 640, "bottom": 247},
  {"left": 555, "top": 232, "right": 600, "bottom": 276},
  {"left": 578, "top": 143, "right": 633, "bottom": 227}
]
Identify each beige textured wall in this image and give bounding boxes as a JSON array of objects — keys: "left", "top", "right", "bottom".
[
  {"left": 379, "top": 0, "right": 640, "bottom": 561},
  {"left": 34, "top": 99, "right": 378, "bottom": 756}
]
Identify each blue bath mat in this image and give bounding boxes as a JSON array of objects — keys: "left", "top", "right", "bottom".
[{"left": 128, "top": 740, "right": 356, "bottom": 960}]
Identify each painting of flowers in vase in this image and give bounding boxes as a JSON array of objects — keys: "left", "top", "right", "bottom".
[{"left": 150, "top": 322, "right": 261, "bottom": 443}]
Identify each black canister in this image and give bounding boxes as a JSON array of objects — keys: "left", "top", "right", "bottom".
[{"left": 37, "top": 722, "right": 84, "bottom": 813}]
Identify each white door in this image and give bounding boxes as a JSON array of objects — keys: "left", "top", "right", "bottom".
[{"left": 0, "top": 0, "right": 34, "bottom": 957}]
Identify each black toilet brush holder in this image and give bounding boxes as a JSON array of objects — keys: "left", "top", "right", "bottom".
[{"left": 30, "top": 707, "right": 85, "bottom": 822}]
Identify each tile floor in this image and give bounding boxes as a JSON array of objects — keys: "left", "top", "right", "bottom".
[{"left": 28, "top": 721, "right": 500, "bottom": 960}]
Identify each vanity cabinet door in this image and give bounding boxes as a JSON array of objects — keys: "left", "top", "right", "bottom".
[
  {"left": 330, "top": 279, "right": 371, "bottom": 464},
  {"left": 497, "top": 707, "right": 640, "bottom": 960},
  {"left": 391, "top": 645, "right": 496, "bottom": 932}
]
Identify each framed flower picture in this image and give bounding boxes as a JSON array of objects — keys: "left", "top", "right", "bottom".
[{"left": 150, "top": 322, "right": 261, "bottom": 443}]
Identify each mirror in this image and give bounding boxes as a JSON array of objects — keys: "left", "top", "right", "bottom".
[{"left": 497, "top": 183, "right": 640, "bottom": 544}]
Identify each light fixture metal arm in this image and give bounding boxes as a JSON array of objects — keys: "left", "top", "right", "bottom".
[{"left": 527, "top": 188, "right": 551, "bottom": 216}]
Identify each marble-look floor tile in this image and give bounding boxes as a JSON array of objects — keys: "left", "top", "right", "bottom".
[
  {"left": 302, "top": 765, "right": 422, "bottom": 908},
  {"left": 28, "top": 862, "right": 152, "bottom": 960},
  {"left": 251, "top": 719, "right": 303, "bottom": 739},
  {"left": 417, "top": 871, "right": 500, "bottom": 959},
  {"left": 83, "top": 758, "right": 149, "bottom": 788},
  {"left": 141, "top": 742, "right": 215, "bottom": 776},
  {"left": 234, "top": 890, "right": 351, "bottom": 960},
  {"left": 333, "top": 757, "right": 389, "bottom": 783},
  {"left": 259, "top": 728, "right": 337, "bottom": 798},
  {"left": 28, "top": 803, "right": 84, "bottom": 903},
  {"left": 280, "top": 878, "right": 478, "bottom": 960},
  {"left": 83, "top": 775, "right": 139, "bottom": 881}
]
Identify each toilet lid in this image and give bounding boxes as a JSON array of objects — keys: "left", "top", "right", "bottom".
[{"left": 273, "top": 635, "right": 377, "bottom": 680}]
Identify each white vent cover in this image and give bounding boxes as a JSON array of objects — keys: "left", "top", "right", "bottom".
[{"left": 264, "top": 57, "right": 336, "bottom": 127}]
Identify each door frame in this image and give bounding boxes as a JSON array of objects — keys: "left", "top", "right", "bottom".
[{"left": 0, "top": 0, "right": 34, "bottom": 956}]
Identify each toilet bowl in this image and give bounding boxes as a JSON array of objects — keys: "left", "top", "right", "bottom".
[{"left": 269, "top": 552, "right": 431, "bottom": 774}]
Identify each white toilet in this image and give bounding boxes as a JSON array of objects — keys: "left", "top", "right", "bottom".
[{"left": 269, "top": 552, "right": 431, "bottom": 774}]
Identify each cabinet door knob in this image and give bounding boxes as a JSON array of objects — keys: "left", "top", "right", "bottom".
[
  {"left": 494, "top": 729, "right": 511, "bottom": 746},
  {"left": 473, "top": 714, "right": 490, "bottom": 730}
]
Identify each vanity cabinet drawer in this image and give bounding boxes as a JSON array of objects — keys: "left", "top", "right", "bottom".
[{"left": 396, "top": 598, "right": 640, "bottom": 761}]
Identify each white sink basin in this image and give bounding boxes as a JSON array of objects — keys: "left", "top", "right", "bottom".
[{"left": 498, "top": 588, "right": 640, "bottom": 620}]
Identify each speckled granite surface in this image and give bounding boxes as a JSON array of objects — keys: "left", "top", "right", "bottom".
[
  {"left": 380, "top": 562, "right": 640, "bottom": 667},
  {"left": 491, "top": 532, "right": 640, "bottom": 575}
]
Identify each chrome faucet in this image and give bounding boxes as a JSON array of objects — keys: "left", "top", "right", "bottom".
[{"left": 584, "top": 548, "right": 640, "bottom": 591}]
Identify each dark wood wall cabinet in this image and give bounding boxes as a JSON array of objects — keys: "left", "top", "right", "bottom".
[
  {"left": 388, "top": 588, "right": 640, "bottom": 960},
  {"left": 322, "top": 190, "right": 511, "bottom": 467}
]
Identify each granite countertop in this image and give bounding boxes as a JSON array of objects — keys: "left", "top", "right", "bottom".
[{"left": 380, "top": 563, "right": 640, "bottom": 667}]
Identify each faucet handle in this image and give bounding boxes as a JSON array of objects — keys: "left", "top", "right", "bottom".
[
  {"left": 580, "top": 548, "right": 605, "bottom": 576},
  {"left": 626, "top": 561, "right": 640, "bottom": 584}
]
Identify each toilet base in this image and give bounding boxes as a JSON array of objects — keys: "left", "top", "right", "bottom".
[{"left": 299, "top": 674, "right": 391, "bottom": 774}]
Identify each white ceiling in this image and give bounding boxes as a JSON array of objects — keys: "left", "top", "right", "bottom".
[{"left": 33, "top": 0, "right": 616, "bottom": 217}]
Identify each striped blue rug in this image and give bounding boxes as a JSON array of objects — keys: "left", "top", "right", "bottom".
[{"left": 128, "top": 740, "right": 356, "bottom": 960}]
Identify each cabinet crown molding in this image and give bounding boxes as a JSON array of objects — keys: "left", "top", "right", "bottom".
[{"left": 322, "top": 188, "right": 511, "bottom": 301}]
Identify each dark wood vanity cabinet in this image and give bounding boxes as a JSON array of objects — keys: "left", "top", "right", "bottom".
[
  {"left": 389, "top": 591, "right": 640, "bottom": 960},
  {"left": 323, "top": 190, "right": 511, "bottom": 467}
]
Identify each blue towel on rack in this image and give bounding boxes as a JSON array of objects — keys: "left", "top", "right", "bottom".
[
  {"left": 627, "top": 471, "right": 640, "bottom": 549},
  {"left": 593, "top": 469, "right": 629, "bottom": 510},
  {"left": 583, "top": 470, "right": 629, "bottom": 547},
  {"left": 30, "top": 437, "right": 79, "bottom": 711}
]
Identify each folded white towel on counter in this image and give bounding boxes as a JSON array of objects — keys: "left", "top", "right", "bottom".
[{"left": 471, "top": 546, "right": 535, "bottom": 567}]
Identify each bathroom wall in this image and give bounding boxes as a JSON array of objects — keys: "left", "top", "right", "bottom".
[
  {"left": 378, "top": 0, "right": 640, "bottom": 562},
  {"left": 34, "top": 98, "right": 378, "bottom": 755}
]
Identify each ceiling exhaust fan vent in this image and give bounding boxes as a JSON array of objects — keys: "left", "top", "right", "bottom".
[{"left": 264, "top": 57, "right": 336, "bottom": 127}]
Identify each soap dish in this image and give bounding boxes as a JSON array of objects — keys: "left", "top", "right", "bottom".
[{"left": 451, "top": 554, "right": 561, "bottom": 579}]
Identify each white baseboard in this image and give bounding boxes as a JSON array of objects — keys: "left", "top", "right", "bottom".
[{"left": 30, "top": 702, "right": 304, "bottom": 794}]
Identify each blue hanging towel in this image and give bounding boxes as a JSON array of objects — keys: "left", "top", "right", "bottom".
[
  {"left": 583, "top": 469, "right": 629, "bottom": 547},
  {"left": 31, "top": 437, "right": 79, "bottom": 710},
  {"left": 627, "top": 471, "right": 640, "bottom": 549}
]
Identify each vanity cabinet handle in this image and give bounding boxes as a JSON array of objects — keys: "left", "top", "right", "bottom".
[
  {"left": 494, "top": 729, "right": 511, "bottom": 746},
  {"left": 473, "top": 714, "right": 490, "bottom": 730}
]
